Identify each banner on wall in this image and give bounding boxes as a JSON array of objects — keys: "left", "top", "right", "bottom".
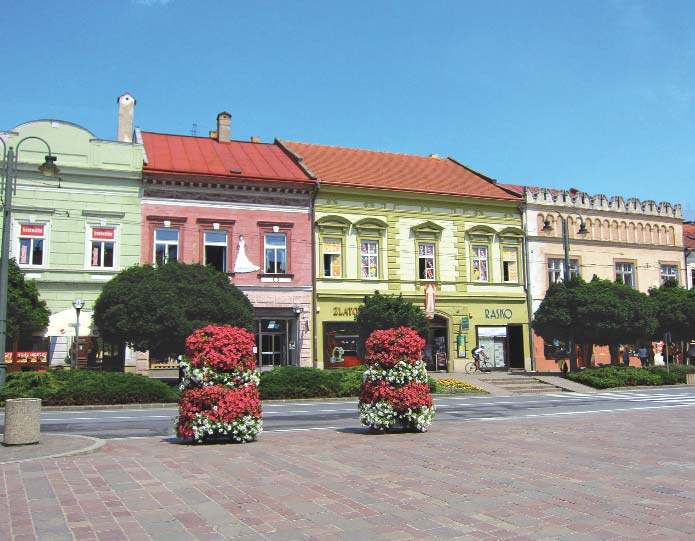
[{"left": 424, "top": 283, "right": 436, "bottom": 319}]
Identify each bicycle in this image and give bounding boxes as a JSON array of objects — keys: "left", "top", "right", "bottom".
[{"left": 464, "top": 351, "right": 493, "bottom": 374}]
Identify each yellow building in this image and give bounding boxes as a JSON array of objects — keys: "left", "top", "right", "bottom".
[{"left": 281, "top": 141, "right": 532, "bottom": 372}]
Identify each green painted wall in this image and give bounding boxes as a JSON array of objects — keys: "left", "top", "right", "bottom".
[
  {"left": 314, "top": 186, "right": 531, "bottom": 372},
  {"left": 1, "top": 120, "right": 143, "bottom": 322}
]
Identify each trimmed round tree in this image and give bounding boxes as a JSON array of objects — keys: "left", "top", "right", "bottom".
[
  {"left": 358, "top": 326, "right": 434, "bottom": 432},
  {"left": 177, "top": 325, "right": 262, "bottom": 443}
]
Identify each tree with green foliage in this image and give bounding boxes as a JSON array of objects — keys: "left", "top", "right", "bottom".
[
  {"left": 94, "top": 262, "right": 254, "bottom": 360},
  {"left": 6, "top": 258, "right": 49, "bottom": 349},
  {"left": 354, "top": 291, "right": 428, "bottom": 352},
  {"left": 648, "top": 279, "right": 695, "bottom": 342},
  {"left": 576, "top": 277, "right": 655, "bottom": 363},
  {"left": 533, "top": 276, "right": 655, "bottom": 369}
]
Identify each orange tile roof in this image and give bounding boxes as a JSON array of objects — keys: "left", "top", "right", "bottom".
[
  {"left": 141, "top": 132, "right": 312, "bottom": 183},
  {"left": 684, "top": 223, "right": 695, "bottom": 250},
  {"left": 281, "top": 141, "right": 519, "bottom": 201}
]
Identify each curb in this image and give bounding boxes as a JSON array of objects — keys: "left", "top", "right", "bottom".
[{"left": 0, "top": 434, "right": 105, "bottom": 464}]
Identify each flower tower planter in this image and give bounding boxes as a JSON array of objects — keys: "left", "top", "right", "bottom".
[
  {"left": 358, "top": 326, "right": 435, "bottom": 432},
  {"left": 177, "top": 325, "right": 262, "bottom": 443}
]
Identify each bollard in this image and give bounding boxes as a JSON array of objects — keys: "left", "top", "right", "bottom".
[
  {"left": 687, "top": 373, "right": 695, "bottom": 385},
  {"left": 2, "top": 398, "right": 41, "bottom": 446}
]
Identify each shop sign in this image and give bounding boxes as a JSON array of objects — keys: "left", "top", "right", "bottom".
[
  {"left": 4, "top": 351, "right": 48, "bottom": 364},
  {"left": 332, "top": 306, "right": 360, "bottom": 317},
  {"left": 92, "top": 227, "right": 115, "bottom": 240},
  {"left": 484, "top": 308, "right": 513, "bottom": 320},
  {"left": 424, "top": 283, "right": 436, "bottom": 319},
  {"left": 20, "top": 224, "right": 44, "bottom": 237}
]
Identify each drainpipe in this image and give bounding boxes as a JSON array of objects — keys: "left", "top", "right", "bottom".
[
  {"left": 310, "top": 183, "right": 319, "bottom": 368},
  {"left": 520, "top": 201, "right": 536, "bottom": 372}
]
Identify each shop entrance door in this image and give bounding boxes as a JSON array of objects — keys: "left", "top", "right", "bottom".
[
  {"left": 507, "top": 325, "right": 525, "bottom": 369},
  {"left": 424, "top": 315, "right": 448, "bottom": 371},
  {"left": 258, "top": 319, "right": 288, "bottom": 369}
]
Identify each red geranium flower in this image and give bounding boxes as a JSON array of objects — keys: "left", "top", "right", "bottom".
[
  {"left": 186, "top": 325, "right": 257, "bottom": 371},
  {"left": 365, "top": 327, "right": 425, "bottom": 367}
]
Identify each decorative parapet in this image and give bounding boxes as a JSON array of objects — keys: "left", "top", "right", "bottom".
[{"left": 524, "top": 187, "right": 682, "bottom": 219}]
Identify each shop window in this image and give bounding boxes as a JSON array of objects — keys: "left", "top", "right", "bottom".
[
  {"left": 660, "top": 264, "right": 678, "bottom": 285},
  {"left": 89, "top": 227, "right": 116, "bottom": 268},
  {"left": 17, "top": 224, "right": 46, "bottom": 267},
  {"left": 360, "top": 239, "right": 379, "bottom": 279},
  {"left": 264, "top": 233, "right": 287, "bottom": 274},
  {"left": 204, "top": 230, "right": 227, "bottom": 273},
  {"left": 418, "top": 242, "right": 435, "bottom": 280},
  {"left": 154, "top": 228, "right": 179, "bottom": 265},
  {"left": 502, "top": 246, "right": 519, "bottom": 283},
  {"left": 547, "top": 258, "right": 579, "bottom": 284},
  {"left": 472, "top": 245, "right": 489, "bottom": 282},
  {"left": 324, "top": 322, "right": 360, "bottom": 368},
  {"left": 322, "top": 237, "right": 342, "bottom": 277},
  {"left": 615, "top": 262, "right": 635, "bottom": 287}
]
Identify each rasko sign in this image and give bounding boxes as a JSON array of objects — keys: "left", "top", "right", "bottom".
[{"left": 484, "top": 308, "right": 513, "bottom": 320}]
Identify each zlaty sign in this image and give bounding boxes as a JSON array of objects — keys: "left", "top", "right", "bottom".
[
  {"left": 333, "top": 306, "right": 360, "bottom": 317},
  {"left": 484, "top": 308, "right": 513, "bottom": 320}
]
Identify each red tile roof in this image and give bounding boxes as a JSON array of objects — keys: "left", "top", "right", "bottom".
[
  {"left": 684, "top": 223, "right": 695, "bottom": 250},
  {"left": 141, "top": 132, "right": 312, "bottom": 183},
  {"left": 281, "top": 141, "right": 518, "bottom": 201}
]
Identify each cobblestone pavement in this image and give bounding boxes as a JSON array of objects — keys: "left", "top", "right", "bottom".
[{"left": 1, "top": 409, "right": 694, "bottom": 540}]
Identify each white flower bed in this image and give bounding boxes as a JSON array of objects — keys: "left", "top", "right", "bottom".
[
  {"left": 363, "top": 359, "right": 429, "bottom": 385},
  {"left": 189, "top": 413, "right": 263, "bottom": 444},
  {"left": 179, "top": 358, "right": 260, "bottom": 391}
]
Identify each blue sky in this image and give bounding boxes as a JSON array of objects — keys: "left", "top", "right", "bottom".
[{"left": 2, "top": 1, "right": 693, "bottom": 218}]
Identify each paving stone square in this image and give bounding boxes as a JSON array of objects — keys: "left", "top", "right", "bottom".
[{"left": 1, "top": 409, "right": 694, "bottom": 540}]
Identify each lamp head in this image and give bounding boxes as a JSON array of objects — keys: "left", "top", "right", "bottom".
[
  {"left": 577, "top": 221, "right": 589, "bottom": 236},
  {"left": 38, "top": 155, "right": 59, "bottom": 177},
  {"left": 72, "top": 298, "right": 84, "bottom": 311},
  {"left": 541, "top": 219, "right": 553, "bottom": 232}
]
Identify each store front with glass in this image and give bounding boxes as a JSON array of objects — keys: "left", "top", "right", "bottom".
[{"left": 475, "top": 324, "right": 525, "bottom": 370}]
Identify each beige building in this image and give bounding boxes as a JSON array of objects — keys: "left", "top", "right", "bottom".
[{"left": 506, "top": 186, "right": 685, "bottom": 371}]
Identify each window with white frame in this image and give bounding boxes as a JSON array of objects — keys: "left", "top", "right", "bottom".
[
  {"left": 204, "top": 230, "right": 227, "bottom": 273},
  {"left": 264, "top": 233, "right": 287, "bottom": 274},
  {"left": 615, "top": 262, "right": 635, "bottom": 287},
  {"left": 360, "top": 239, "right": 379, "bottom": 279},
  {"left": 89, "top": 227, "right": 116, "bottom": 268},
  {"left": 17, "top": 224, "right": 46, "bottom": 267},
  {"left": 322, "top": 237, "right": 342, "bottom": 277},
  {"left": 660, "top": 264, "right": 678, "bottom": 285},
  {"left": 502, "top": 246, "right": 519, "bottom": 283},
  {"left": 418, "top": 242, "right": 435, "bottom": 280},
  {"left": 472, "top": 245, "right": 489, "bottom": 282},
  {"left": 154, "top": 228, "right": 179, "bottom": 265},
  {"left": 547, "top": 258, "right": 579, "bottom": 284}
]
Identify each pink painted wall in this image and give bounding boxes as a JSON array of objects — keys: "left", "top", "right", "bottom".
[{"left": 140, "top": 202, "right": 313, "bottom": 287}]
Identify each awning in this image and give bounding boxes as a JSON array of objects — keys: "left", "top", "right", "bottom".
[{"left": 44, "top": 309, "right": 94, "bottom": 337}]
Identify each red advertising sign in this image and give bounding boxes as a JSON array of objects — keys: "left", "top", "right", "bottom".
[
  {"left": 92, "top": 227, "right": 115, "bottom": 240},
  {"left": 20, "top": 224, "right": 44, "bottom": 237}
]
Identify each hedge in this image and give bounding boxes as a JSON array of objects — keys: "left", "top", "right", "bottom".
[
  {"left": 567, "top": 365, "right": 695, "bottom": 389},
  {"left": 0, "top": 370, "right": 179, "bottom": 406}
]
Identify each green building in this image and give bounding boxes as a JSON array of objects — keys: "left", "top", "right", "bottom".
[
  {"left": 1, "top": 104, "right": 143, "bottom": 366},
  {"left": 282, "top": 141, "right": 531, "bottom": 372}
]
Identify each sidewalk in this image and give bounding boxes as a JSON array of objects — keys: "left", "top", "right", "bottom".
[
  {"left": 0, "top": 434, "right": 104, "bottom": 464},
  {"left": 1, "top": 408, "right": 694, "bottom": 540}
]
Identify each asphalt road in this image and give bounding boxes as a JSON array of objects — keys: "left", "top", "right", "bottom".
[{"left": 2, "top": 386, "right": 695, "bottom": 439}]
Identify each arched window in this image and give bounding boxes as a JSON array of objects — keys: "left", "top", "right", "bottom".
[{"left": 628, "top": 222, "right": 635, "bottom": 243}]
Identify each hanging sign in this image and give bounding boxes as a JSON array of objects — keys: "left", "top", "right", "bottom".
[
  {"left": 20, "top": 224, "right": 44, "bottom": 237},
  {"left": 424, "top": 283, "right": 436, "bottom": 319},
  {"left": 92, "top": 227, "right": 115, "bottom": 240}
]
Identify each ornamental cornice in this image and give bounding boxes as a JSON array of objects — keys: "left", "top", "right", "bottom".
[{"left": 527, "top": 235, "right": 684, "bottom": 251}]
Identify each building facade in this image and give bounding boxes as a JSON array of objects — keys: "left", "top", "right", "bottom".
[
  {"left": 282, "top": 141, "right": 531, "bottom": 372},
  {"left": 514, "top": 186, "right": 685, "bottom": 371},
  {"left": 0, "top": 114, "right": 144, "bottom": 366},
  {"left": 138, "top": 114, "right": 316, "bottom": 373},
  {"left": 685, "top": 222, "right": 695, "bottom": 289}
]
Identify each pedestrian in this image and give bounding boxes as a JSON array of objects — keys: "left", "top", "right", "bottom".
[
  {"left": 622, "top": 346, "right": 631, "bottom": 367},
  {"left": 637, "top": 345, "right": 648, "bottom": 368}
]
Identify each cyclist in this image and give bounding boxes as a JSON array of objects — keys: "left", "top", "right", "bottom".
[{"left": 472, "top": 344, "right": 490, "bottom": 372}]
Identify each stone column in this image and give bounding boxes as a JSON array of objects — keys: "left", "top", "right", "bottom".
[{"left": 3, "top": 398, "right": 41, "bottom": 445}]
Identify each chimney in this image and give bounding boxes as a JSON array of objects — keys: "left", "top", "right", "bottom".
[
  {"left": 116, "top": 93, "right": 136, "bottom": 143},
  {"left": 250, "top": 136, "right": 261, "bottom": 143},
  {"left": 216, "top": 112, "right": 231, "bottom": 142}
]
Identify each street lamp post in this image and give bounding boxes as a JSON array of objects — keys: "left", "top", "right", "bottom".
[
  {"left": 72, "top": 298, "right": 84, "bottom": 370},
  {"left": 542, "top": 214, "right": 588, "bottom": 372},
  {"left": 0, "top": 136, "right": 59, "bottom": 388}
]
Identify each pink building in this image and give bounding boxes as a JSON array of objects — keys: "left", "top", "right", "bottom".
[{"left": 139, "top": 113, "right": 316, "bottom": 368}]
